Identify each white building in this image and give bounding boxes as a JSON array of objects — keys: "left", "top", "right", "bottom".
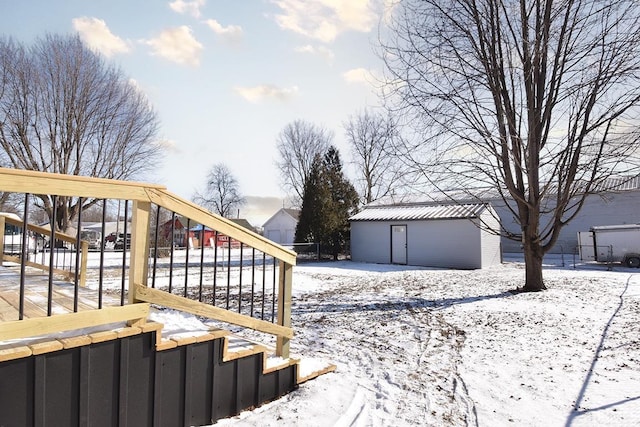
[
  {"left": 494, "top": 176, "right": 640, "bottom": 254},
  {"left": 262, "top": 208, "right": 300, "bottom": 245},
  {"left": 349, "top": 203, "right": 502, "bottom": 269}
]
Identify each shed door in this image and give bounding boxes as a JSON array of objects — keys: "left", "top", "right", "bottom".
[{"left": 391, "top": 225, "right": 407, "bottom": 265}]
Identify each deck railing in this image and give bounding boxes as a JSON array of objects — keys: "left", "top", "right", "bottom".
[
  {"left": 0, "top": 167, "right": 296, "bottom": 357},
  {"left": 0, "top": 214, "right": 89, "bottom": 285}
]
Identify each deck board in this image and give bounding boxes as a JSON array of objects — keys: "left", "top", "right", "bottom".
[
  {"left": 0, "top": 266, "right": 122, "bottom": 322},
  {"left": 0, "top": 294, "right": 16, "bottom": 322},
  {"left": 0, "top": 290, "right": 46, "bottom": 319}
]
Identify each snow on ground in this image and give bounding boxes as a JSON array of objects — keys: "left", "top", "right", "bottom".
[
  {"left": 17, "top": 250, "right": 638, "bottom": 426},
  {"left": 213, "top": 255, "right": 640, "bottom": 427}
]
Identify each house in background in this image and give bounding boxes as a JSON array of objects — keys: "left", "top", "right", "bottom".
[
  {"left": 349, "top": 203, "right": 502, "bottom": 269},
  {"left": 161, "top": 215, "right": 189, "bottom": 247},
  {"left": 262, "top": 208, "right": 300, "bottom": 245},
  {"left": 209, "top": 219, "right": 256, "bottom": 249},
  {"left": 161, "top": 216, "right": 255, "bottom": 248},
  {"left": 419, "top": 175, "right": 640, "bottom": 254}
]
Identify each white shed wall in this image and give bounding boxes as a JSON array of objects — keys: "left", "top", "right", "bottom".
[
  {"left": 351, "top": 218, "right": 496, "bottom": 269},
  {"left": 406, "top": 219, "right": 482, "bottom": 269},
  {"left": 350, "top": 221, "right": 390, "bottom": 264}
]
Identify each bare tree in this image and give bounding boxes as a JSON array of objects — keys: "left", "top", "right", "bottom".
[
  {"left": 0, "top": 34, "right": 161, "bottom": 231},
  {"left": 275, "top": 119, "right": 333, "bottom": 206},
  {"left": 344, "top": 109, "right": 406, "bottom": 205},
  {"left": 382, "top": 0, "right": 640, "bottom": 291},
  {"left": 194, "top": 163, "right": 245, "bottom": 218}
]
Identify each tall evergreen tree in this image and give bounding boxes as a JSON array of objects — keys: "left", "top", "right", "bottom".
[
  {"left": 294, "top": 154, "right": 326, "bottom": 245},
  {"left": 322, "top": 147, "right": 359, "bottom": 259},
  {"left": 295, "top": 147, "right": 359, "bottom": 260}
]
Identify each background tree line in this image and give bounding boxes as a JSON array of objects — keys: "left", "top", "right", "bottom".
[
  {"left": 274, "top": 112, "right": 406, "bottom": 259},
  {"left": 199, "top": 112, "right": 406, "bottom": 259}
]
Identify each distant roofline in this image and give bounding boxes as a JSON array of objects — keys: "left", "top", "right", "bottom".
[{"left": 263, "top": 207, "right": 300, "bottom": 226}]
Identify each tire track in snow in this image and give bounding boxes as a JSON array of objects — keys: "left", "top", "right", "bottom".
[{"left": 289, "top": 270, "right": 476, "bottom": 426}]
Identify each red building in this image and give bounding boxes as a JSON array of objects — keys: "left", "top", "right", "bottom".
[{"left": 161, "top": 216, "right": 255, "bottom": 248}]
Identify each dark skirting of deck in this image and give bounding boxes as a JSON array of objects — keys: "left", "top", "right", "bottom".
[{"left": 0, "top": 329, "right": 297, "bottom": 427}]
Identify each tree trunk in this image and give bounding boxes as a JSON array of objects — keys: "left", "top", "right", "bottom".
[{"left": 522, "top": 240, "right": 546, "bottom": 291}]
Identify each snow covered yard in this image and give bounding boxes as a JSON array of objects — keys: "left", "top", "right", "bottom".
[{"left": 217, "top": 255, "right": 640, "bottom": 426}]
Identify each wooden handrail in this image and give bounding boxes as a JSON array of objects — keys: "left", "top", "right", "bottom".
[
  {"left": 0, "top": 167, "right": 165, "bottom": 200},
  {"left": 134, "top": 285, "right": 294, "bottom": 339},
  {"left": 3, "top": 215, "right": 77, "bottom": 246},
  {"left": 145, "top": 188, "right": 296, "bottom": 265},
  {"left": 0, "top": 304, "right": 150, "bottom": 341},
  {"left": 0, "top": 167, "right": 296, "bottom": 265},
  {"left": 0, "top": 167, "right": 296, "bottom": 358}
]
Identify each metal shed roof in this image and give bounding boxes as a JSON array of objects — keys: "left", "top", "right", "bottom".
[{"left": 349, "top": 203, "right": 488, "bottom": 222}]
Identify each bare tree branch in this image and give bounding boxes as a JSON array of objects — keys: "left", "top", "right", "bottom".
[
  {"left": 194, "top": 163, "right": 245, "bottom": 218},
  {"left": 382, "top": 0, "right": 640, "bottom": 290},
  {"left": 0, "top": 34, "right": 161, "bottom": 230},
  {"left": 275, "top": 119, "right": 333, "bottom": 207},
  {"left": 344, "top": 108, "right": 408, "bottom": 205}
]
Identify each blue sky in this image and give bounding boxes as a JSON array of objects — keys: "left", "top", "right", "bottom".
[{"left": 0, "top": 0, "right": 387, "bottom": 224}]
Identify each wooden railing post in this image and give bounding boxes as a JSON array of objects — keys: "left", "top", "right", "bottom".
[
  {"left": 129, "top": 200, "right": 151, "bottom": 306},
  {"left": 276, "top": 260, "right": 293, "bottom": 358},
  {"left": 79, "top": 241, "right": 88, "bottom": 287},
  {"left": 0, "top": 215, "right": 5, "bottom": 264}
]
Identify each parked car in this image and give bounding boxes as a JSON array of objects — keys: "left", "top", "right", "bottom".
[
  {"left": 108, "top": 232, "right": 131, "bottom": 250},
  {"left": 115, "top": 233, "right": 131, "bottom": 250},
  {"left": 80, "top": 229, "right": 101, "bottom": 250},
  {"left": 44, "top": 239, "right": 72, "bottom": 250},
  {"left": 104, "top": 232, "right": 118, "bottom": 245}
]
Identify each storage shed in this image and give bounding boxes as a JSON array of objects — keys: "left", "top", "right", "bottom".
[{"left": 349, "top": 203, "right": 502, "bottom": 269}]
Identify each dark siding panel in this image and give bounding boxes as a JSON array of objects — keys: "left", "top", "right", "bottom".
[
  {"left": 259, "top": 370, "right": 278, "bottom": 403},
  {"left": 155, "top": 346, "right": 186, "bottom": 427},
  {"left": 83, "top": 341, "right": 120, "bottom": 427},
  {"left": 237, "top": 354, "right": 260, "bottom": 410},
  {"left": 257, "top": 364, "right": 298, "bottom": 409},
  {"left": 187, "top": 341, "right": 214, "bottom": 426},
  {"left": 279, "top": 364, "right": 296, "bottom": 393},
  {"left": 119, "top": 333, "right": 155, "bottom": 427},
  {"left": 36, "top": 349, "right": 80, "bottom": 427},
  {"left": 212, "top": 340, "right": 237, "bottom": 420},
  {"left": 0, "top": 356, "right": 34, "bottom": 426}
]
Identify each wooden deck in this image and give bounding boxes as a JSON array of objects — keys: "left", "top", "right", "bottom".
[{"left": 0, "top": 265, "right": 121, "bottom": 323}]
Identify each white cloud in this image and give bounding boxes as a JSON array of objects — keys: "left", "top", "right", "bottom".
[
  {"left": 295, "top": 44, "right": 315, "bottom": 53},
  {"left": 204, "top": 19, "right": 243, "bottom": 45},
  {"left": 142, "top": 26, "right": 203, "bottom": 66},
  {"left": 72, "top": 17, "right": 131, "bottom": 57},
  {"left": 343, "top": 67, "right": 372, "bottom": 84},
  {"left": 271, "top": 0, "right": 377, "bottom": 42},
  {"left": 156, "top": 138, "right": 179, "bottom": 153},
  {"left": 169, "top": 0, "right": 206, "bottom": 18},
  {"left": 234, "top": 84, "right": 299, "bottom": 103},
  {"left": 294, "top": 44, "right": 334, "bottom": 61}
]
